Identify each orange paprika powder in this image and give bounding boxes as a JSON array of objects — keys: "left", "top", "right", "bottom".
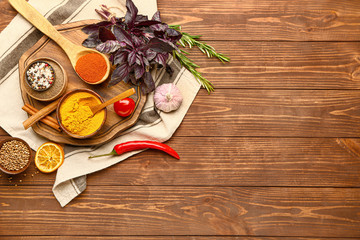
[{"left": 75, "top": 53, "right": 107, "bottom": 83}]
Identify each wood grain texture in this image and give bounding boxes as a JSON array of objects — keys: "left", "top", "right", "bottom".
[
  {"left": 158, "top": 0, "right": 360, "bottom": 41},
  {"left": 4, "top": 0, "right": 360, "bottom": 41},
  {"left": 1, "top": 0, "right": 360, "bottom": 239},
  {"left": 174, "top": 89, "right": 360, "bottom": 137},
  {"left": 187, "top": 41, "right": 360, "bottom": 89},
  {"left": 0, "top": 0, "right": 17, "bottom": 32},
  {"left": 4, "top": 237, "right": 360, "bottom": 240},
  {"left": 0, "top": 128, "right": 9, "bottom": 136},
  {"left": 1, "top": 137, "right": 360, "bottom": 187},
  {"left": 1, "top": 186, "right": 360, "bottom": 237}
]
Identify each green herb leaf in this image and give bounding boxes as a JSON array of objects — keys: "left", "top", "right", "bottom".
[
  {"left": 170, "top": 25, "right": 230, "bottom": 93},
  {"left": 173, "top": 50, "right": 214, "bottom": 93}
]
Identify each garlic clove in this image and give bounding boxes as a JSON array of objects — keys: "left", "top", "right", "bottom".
[{"left": 154, "top": 83, "right": 183, "bottom": 112}]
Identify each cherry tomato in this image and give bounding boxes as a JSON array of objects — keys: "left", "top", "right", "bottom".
[{"left": 113, "top": 98, "right": 135, "bottom": 117}]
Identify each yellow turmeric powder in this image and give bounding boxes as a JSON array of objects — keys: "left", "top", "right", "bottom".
[{"left": 59, "top": 92, "right": 105, "bottom": 136}]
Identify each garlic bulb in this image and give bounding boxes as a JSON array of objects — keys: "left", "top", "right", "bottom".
[{"left": 154, "top": 83, "right": 183, "bottom": 112}]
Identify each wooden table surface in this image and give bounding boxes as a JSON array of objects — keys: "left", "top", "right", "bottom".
[{"left": 1, "top": 0, "right": 360, "bottom": 239}]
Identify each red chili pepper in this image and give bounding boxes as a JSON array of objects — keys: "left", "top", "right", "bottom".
[{"left": 89, "top": 141, "right": 180, "bottom": 159}]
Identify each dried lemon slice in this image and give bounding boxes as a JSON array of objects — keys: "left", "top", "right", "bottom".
[{"left": 35, "top": 142, "right": 64, "bottom": 173}]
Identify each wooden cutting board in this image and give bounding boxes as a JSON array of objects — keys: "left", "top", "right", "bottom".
[{"left": 19, "top": 20, "right": 146, "bottom": 146}]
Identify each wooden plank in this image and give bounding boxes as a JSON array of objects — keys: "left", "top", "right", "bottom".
[
  {"left": 0, "top": 128, "right": 8, "bottom": 136},
  {"left": 1, "top": 186, "right": 360, "bottom": 237},
  {"left": 158, "top": 0, "right": 360, "bottom": 41},
  {"left": 0, "top": 0, "right": 17, "bottom": 32},
  {"left": 2, "top": 137, "right": 360, "bottom": 187},
  {"left": 174, "top": 89, "right": 360, "bottom": 137},
  {"left": 186, "top": 41, "right": 360, "bottom": 89},
  {"left": 0, "top": 161, "right": 48, "bottom": 185},
  {"left": 4, "top": 0, "right": 360, "bottom": 42},
  {"left": 3, "top": 237, "right": 360, "bottom": 240},
  {"left": 85, "top": 137, "right": 360, "bottom": 187}
]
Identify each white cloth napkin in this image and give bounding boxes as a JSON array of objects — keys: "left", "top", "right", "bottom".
[{"left": 0, "top": 0, "right": 200, "bottom": 207}]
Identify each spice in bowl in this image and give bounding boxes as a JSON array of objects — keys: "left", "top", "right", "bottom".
[
  {"left": 26, "top": 61, "right": 55, "bottom": 91},
  {"left": 58, "top": 90, "right": 106, "bottom": 138},
  {"left": 0, "top": 138, "right": 31, "bottom": 174},
  {"left": 75, "top": 53, "right": 107, "bottom": 84}
]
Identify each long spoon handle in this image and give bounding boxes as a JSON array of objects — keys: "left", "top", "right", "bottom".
[
  {"left": 8, "top": 0, "right": 79, "bottom": 56},
  {"left": 91, "top": 88, "right": 136, "bottom": 115}
]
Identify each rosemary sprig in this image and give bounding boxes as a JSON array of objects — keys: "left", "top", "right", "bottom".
[
  {"left": 173, "top": 50, "right": 214, "bottom": 93},
  {"left": 170, "top": 25, "right": 230, "bottom": 63},
  {"left": 170, "top": 25, "right": 230, "bottom": 93}
]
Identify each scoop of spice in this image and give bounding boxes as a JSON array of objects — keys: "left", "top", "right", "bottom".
[
  {"left": 0, "top": 140, "right": 30, "bottom": 171},
  {"left": 75, "top": 53, "right": 107, "bottom": 83},
  {"left": 59, "top": 91, "right": 105, "bottom": 136}
]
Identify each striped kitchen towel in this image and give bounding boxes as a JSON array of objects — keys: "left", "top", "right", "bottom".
[{"left": 0, "top": 0, "right": 200, "bottom": 207}]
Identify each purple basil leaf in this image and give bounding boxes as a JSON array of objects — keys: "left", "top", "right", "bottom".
[
  {"left": 151, "top": 11, "right": 161, "bottom": 22},
  {"left": 113, "top": 25, "right": 134, "bottom": 47},
  {"left": 163, "top": 40, "right": 179, "bottom": 52},
  {"left": 123, "top": 74, "right": 130, "bottom": 84},
  {"left": 109, "top": 63, "right": 130, "bottom": 87},
  {"left": 143, "top": 31, "right": 155, "bottom": 40},
  {"left": 143, "top": 56, "right": 149, "bottom": 66},
  {"left": 144, "top": 71, "right": 155, "bottom": 88},
  {"left": 127, "top": 51, "right": 137, "bottom": 66},
  {"left": 131, "top": 73, "right": 138, "bottom": 84},
  {"left": 96, "top": 40, "right": 121, "bottom": 54},
  {"left": 128, "top": 74, "right": 136, "bottom": 84},
  {"left": 150, "top": 23, "right": 168, "bottom": 32},
  {"left": 135, "top": 14, "right": 148, "bottom": 22},
  {"left": 165, "top": 28, "right": 182, "bottom": 42},
  {"left": 82, "top": 33, "right": 102, "bottom": 48},
  {"left": 99, "top": 27, "right": 116, "bottom": 42},
  {"left": 118, "top": 63, "right": 131, "bottom": 80},
  {"left": 154, "top": 52, "right": 169, "bottom": 66},
  {"left": 140, "top": 82, "right": 147, "bottom": 94},
  {"left": 82, "top": 21, "right": 112, "bottom": 34},
  {"left": 136, "top": 54, "right": 144, "bottom": 66},
  {"left": 113, "top": 51, "right": 128, "bottom": 65},
  {"left": 131, "top": 28, "right": 143, "bottom": 36},
  {"left": 125, "top": 0, "right": 138, "bottom": 28},
  {"left": 135, "top": 20, "right": 161, "bottom": 28},
  {"left": 134, "top": 64, "right": 145, "bottom": 79},
  {"left": 132, "top": 35, "right": 144, "bottom": 47},
  {"left": 147, "top": 38, "right": 175, "bottom": 53},
  {"left": 141, "top": 71, "right": 155, "bottom": 94},
  {"left": 145, "top": 49, "right": 157, "bottom": 61}
]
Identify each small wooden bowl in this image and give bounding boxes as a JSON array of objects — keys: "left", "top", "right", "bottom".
[
  {"left": 56, "top": 89, "right": 107, "bottom": 139},
  {"left": 0, "top": 137, "right": 32, "bottom": 175},
  {"left": 23, "top": 57, "right": 68, "bottom": 102},
  {"left": 26, "top": 60, "right": 55, "bottom": 91}
]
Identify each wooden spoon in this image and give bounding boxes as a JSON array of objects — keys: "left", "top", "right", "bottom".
[
  {"left": 8, "top": 0, "right": 110, "bottom": 84},
  {"left": 89, "top": 88, "right": 136, "bottom": 116}
]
